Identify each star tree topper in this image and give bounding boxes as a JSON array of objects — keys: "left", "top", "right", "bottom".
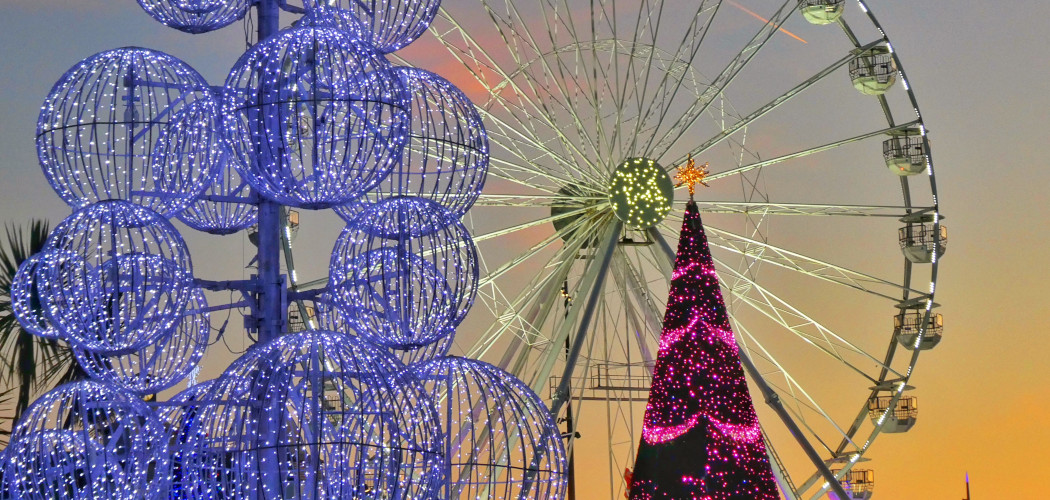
[{"left": 674, "top": 154, "right": 709, "bottom": 198}]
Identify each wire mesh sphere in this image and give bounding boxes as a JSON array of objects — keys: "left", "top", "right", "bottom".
[
  {"left": 2, "top": 380, "right": 169, "bottom": 500},
  {"left": 176, "top": 146, "right": 258, "bottom": 234},
  {"left": 409, "top": 356, "right": 569, "bottom": 499},
  {"left": 161, "top": 380, "right": 215, "bottom": 500},
  {"left": 136, "top": 0, "right": 251, "bottom": 34},
  {"left": 313, "top": 292, "right": 454, "bottom": 365},
  {"left": 37, "top": 47, "right": 220, "bottom": 216},
  {"left": 223, "top": 25, "right": 409, "bottom": 209},
  {"left": 73, "top": 287, "right": 209, "bottom": 395},
  {"left": 175, "top": 330, "right": 443, "bottom": 499},
  {"left": 329, "top": 198, "right": 478, "bottom": 349},
  {"left": 39, "top": 200, "right": 194, "bottom": 354},
  {"left": 335, "top": 67, "right": 489, "bottom": 224},
  {"left": 10, "top": 253, "right": 61, "bottom": 340},
  {"left": 303, "top": 0, "right": 441, "bottom": 54}
]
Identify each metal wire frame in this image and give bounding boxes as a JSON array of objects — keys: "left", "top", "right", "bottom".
[
  {"left": 222, "top": 25, "right": 410, "bottom": 209},
  {"left": 36, "top": 47, "right": 219, "bottom": 217},
  {"left": 72, "top": 287, "right": 210, "bottom": 395},
  {"left": 136, "top": 0, "right": 252, "bottom": 34},
  {"left": 36, "top": 200, "right": 194, "bottom": 354},
  {"left": 10, "top": 254, "right": 61, "bottom": 340},
  {"left": 336, "top": 66, "right": 489, "bottom": 224},
  {"left": 303, "top": 0, "right": 442, "bottom": 53},
  {"left": 329, "top": 198, "right": 478, "bottom": 350},
  {"left": 313, "top": 292, "right": 455, "bottom": 365},
  {"left": 174, "top": 330, "right": 444, "bottom": 499},
  {"left": 409, "top": 356, "right": 569, "bottom": 499},
  {"left": 175, "top": 143, "right": 259, "bottom": 234},
  {"left": 1, "top": 380, "right": 170, "bottom": 500}
]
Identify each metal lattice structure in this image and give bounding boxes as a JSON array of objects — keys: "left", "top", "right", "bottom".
[
  {"left": 222, "top": 25, "right": 410, "bottom": 209},
  {"left": 37, "top": 200, "right": 194, "bottom": 353},
  {"left": 303, "top": 0, "right": 442, "bottom": 53},
  {"left": 329, "top": 198, "right": 478, "bottom": 349},
  {"left": 37, "top": 47, "right": 218, "bottom": 216},
  {"left": 336, "top": 67, "right": 489, "bottom": 223},
  {"left": 136, "top": 0, "right": 251, "bottom": 34},
  {"left": 410, "top": 356, "right": 569, "bottom": 499},
  {"left": 174, "top": 331, "right": 444, "bottom": 499},
  {"left": 1, "top": 380, "right": 169, "bottom": 500},
  {"left": 72, "top": 288, "right": 210, "bottom": 395}
]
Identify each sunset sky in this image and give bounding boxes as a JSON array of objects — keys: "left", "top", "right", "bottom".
[{"left": 1, "top": 1, "right": 1048, "bottom": 499}]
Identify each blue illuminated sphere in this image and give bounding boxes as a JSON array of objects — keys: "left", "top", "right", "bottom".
[
  {"left": 39, "top": 201, "right": 194, "bottom": 353},
  {"left": 409, "top": 357, "right": 569, "bottom": 499},
  {"left": 329, "top": 198, "right": 478, "bottom": 349},
  {"left": 303, "top": 0, "right": 441, "bottom": 53},
  {"left": 10, "top": 254, "right": 61, "bottom": 340},
  {"left": 137, "top": 0, "right": 251, "bottom": 34},
  {"left": 176, "top": 141, "right": 259, "bottom": 235},
  {"left": 223, "top": 25, "right": 409, "bottom": 209},
  {"left": 2, "top": 380, "right": 169, "bottom": 500},
  {"left": 336, "top": 67, "right": 489, "bottom": 223},
  {"left": 37, "top": 47, "right": 220, "bottom": 216},
  {"left": 175, "top": 330, "right": 443, "bottom": 499},
  {"left": 314, "top": 291, "right": 455, "bottom": 365},
  {"left": 73, "top": 287, "right": 210, "bottom": 395}
]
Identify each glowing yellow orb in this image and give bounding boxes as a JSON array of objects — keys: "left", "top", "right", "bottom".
[{"left": 608, "top": 158, "right": 674, "bottom": 229}]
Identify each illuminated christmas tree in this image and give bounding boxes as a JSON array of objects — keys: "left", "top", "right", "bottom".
[{"left": 628, "top": 190, "right": 779, "bottom": 499}]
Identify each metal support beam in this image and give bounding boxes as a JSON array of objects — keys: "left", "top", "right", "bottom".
[
  {"left": 255, "top": 0, "right": 284, "bottom": 344},
  {"left": 548, "top": 219, "right": 623, "bottom": 418}
]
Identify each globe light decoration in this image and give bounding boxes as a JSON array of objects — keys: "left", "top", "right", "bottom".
[
  {"left": 137, "top": 0, "right": 252, "bottom": 34},
  {"left": 176, "top": 145, "right": 259, "bottom": 234},
  {"left": 336, "top": 67, "right": 489, "bottom": 223},
  {"left": 303, "top": 0, "right": 441, "bottom": 53},
  {"left": 73, "top": 288, "right": 210, "bottom": 395},
  {"left": 175, "top": 330, "right": 443, "bottom": 499},
  {"left": 2, "top": 380, "right": 169, "bottom": 500},
  {"left": 38, "top": 200, "right": 194, "bottom": 353},
  {"left": 37, "top": 47, "right": 219, "bottom": 216},
  {"left": 313, "top": 291, "right": 455, "bottom": 365},
  {"left": 222, "top": 25, "right": 410, "bottom": 209},
  {"left": 10, "top": 254, "right": 61, "bottom": 340},
  {"left": 161, "top": 381, "right": 216, "bottom": 500},
  {"left": 409, "top": 356, "right": 569, "bottom": 499},
  {"left": 608, "top": 157, "right": 675, "bottom": 229},
  {"left": 329, "top": 198, "right": 478, "bottom": 349}
]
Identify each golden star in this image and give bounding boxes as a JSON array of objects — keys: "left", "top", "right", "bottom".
[{"left": 674, "top": 154, "right": 709, "bottom": 197}]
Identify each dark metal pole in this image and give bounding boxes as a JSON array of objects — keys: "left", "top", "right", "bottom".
[
  {"left": 561, "top": 282, "right": 577, "bottom": 500},
  {"left": 255, "top": 0, "right": 284, "bottom": 344}
]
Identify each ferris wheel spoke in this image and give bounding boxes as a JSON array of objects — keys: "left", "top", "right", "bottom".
[
  {"left": 712, "top": 255, "right": 902, "bottom": 382},
  {"left": 704, "top": 119, "right": 922, "bottom": 183},
  {"left": 474, "top": 193, "right": 606, "bottom": 207},
  {"left": 480, "top": 2, "right": 608, "bottom": 176},
  {"left": 430, "top": 9, "right": 606, "bottom": 181},
  {"left": 471, "top": 203, "right": 606, "bottom": 244},
  {"left": 688, "top": 200, "right": 925, "bottom": 218},
  {"left": 644, "top": 0, "right": 796, "bottom": 157},
  {"left": 478, "top": 211, "right": 597, "bottom": 288},
  {"left": 666, "top": 39, "right": 886, "bottom": 167},
  {"left": 704, "top": 225, "right": 922, "bottom": 301},
  {"left": 733, "top": 319, "right": 863, "bottom": 456},
  {"left": 626, "top": 0, "right": 722, "bottom": 158}
]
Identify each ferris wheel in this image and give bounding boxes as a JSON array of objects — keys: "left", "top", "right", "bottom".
[{"left": 393, "top": 0, "right": 946, "bottom": 498}]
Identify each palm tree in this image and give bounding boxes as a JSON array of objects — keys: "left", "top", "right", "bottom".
[{"left": 0, "top": 220, "right": 77, "bottom": 444}]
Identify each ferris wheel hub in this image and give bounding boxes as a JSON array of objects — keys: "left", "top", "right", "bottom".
[{"left": 608, "top": 157, "right": 674, "bottom": 229}]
